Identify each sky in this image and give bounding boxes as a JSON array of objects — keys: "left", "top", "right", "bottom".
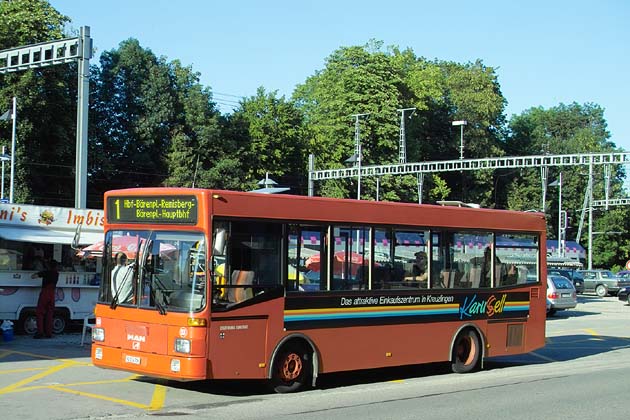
[{"left": 50, "top": 0, "right": 630, "bottom": 152}]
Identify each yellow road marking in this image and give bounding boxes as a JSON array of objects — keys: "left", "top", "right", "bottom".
[
  {"left": 0, "top": 347, "right": 162, "bottom": 410},
  {"left": 0, "top": 361, "right": 76, "bottom": 394},
  {"left": 0, "top": 367, "right": 47, "bottom": 375},
  {"left": 0, "top": 349, "right": 91, "bottom": 364},
  {"left": 56, "top": 373, "right": 139, "bottom": 388},
  {"left": 49, "top": 385, "right": 150, "bottom": 410},
  {"left": 6, "top": 376, "right": 138, "bottom": 394},
  {"left": 529, "top": 351, "right": 557, "bottom": 362},
  {"left": 583, "top": 328, "right": 604, "bottom": 340},
  {"left": 149, "top": 384, "right": 167, "bottom": 411},
  {"left": 1, "top": 363, "right": 163, "bottom": 411}
]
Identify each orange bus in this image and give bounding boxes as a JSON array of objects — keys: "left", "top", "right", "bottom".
[{"left": 91, "top": 188, "right": 547, "bottom": 392}]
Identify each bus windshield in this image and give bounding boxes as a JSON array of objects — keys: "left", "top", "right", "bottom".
[{"left": 98, "top": 230, "right": 206, "bottom": 313}]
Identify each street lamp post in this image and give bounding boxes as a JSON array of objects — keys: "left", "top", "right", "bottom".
[
  {"left": 452, "top": 120, "right": 467, "bottom": 160},
  {"left": 344, "top": 149, "right": 361, "bottom": 200},
  {"left": 549, "top": 172, "right": 564, "bottom": 257},
  {"left": 0, "top": 97, "right": 16, "bottom": 203},
  {"left": 0, "top": 146, "right": 9, "bottom": 201}
]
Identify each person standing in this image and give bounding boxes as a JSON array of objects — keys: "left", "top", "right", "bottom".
[
  {"left": 31, "top": 259, "right": 59, "bottom": 339},
  {"left": 111, "top": 252, "right": 134, "bottom": 303}
]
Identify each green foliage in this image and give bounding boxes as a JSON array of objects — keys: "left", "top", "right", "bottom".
[
  {"left": 91, "top": 39, "right": 225, "bottom": 204},
  {"left": 0, "top": 0, "right": 74, "bottom": 205},
  {"left": 3, "top": 3, "right": 629, "bottom": 269},
  {"left": 90, "top": 39, "right": 175, "bottom": 199},
  {"left": 294, "top": 43, "right": 507, "bottom": 202},
  {"left": 592, "top": 208, "right": 630, "bottom": 269},
  {"left": 232, "top": 87, "right": 308, "bottom": 193},
  {"left": 429, "top": 174, "right": 450, "bottom": 201}
]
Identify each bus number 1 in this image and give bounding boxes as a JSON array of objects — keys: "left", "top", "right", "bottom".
[{"left": 114, "top": 199, "right": 120, "bottom": 220}]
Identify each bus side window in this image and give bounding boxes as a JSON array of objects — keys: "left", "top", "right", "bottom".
[{"left": 228, "top": 270, "right": 254, "bottom": 304}]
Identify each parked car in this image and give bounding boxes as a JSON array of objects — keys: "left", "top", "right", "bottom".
[
  {"left": 618, "top": 286, "right": 630, "bottom": 305},
  {"left": 578, "top": 269, "right": 630, "bottom": 297},
  {"left": 546, "top": 275, "right": 578, "bottom": 316},
  {"left": 547, "top": 268, "right": 584, "bottom": 294},
  {"left": 616, "top": 270, "right": 630, "bottom": 280}
]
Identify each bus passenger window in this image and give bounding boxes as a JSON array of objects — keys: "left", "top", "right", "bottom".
[
  {"left": 212, "top": 220, "right": 283, "bottom": 309},
  {"left": 288, "top": 226, "right": 325, "bottom": 293},
  {"left": 393, "top": 230, "right": 429, "bottom": 290},
  {"left": 495, "top": 233, "right": 539, "bottom": 286},
  {"left": 331, "top": 226, "right": 369, "bottom": 291}
]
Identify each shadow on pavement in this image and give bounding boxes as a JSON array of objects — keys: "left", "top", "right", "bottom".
[{"left": 142, "top": 332, "right": 630, "bottom": 396}]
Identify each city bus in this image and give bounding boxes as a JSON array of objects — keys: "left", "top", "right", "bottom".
[{"left": 91, "top": 188, "right": 547, "bottom": 392}]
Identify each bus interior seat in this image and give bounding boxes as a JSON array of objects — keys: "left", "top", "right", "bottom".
[
  {"left": 440, "top": 269, "right": 460, "bottom": 288},
  {"left": 516, "top": 265, "right": 529, "bottom": 284},
  {"left": 228, "top": 270, "right": 254, "bottom": 303},
  {"left": 468, "top": 266, "right": 482, "bottom": 288}
]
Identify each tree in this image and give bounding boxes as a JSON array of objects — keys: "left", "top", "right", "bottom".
[
  {"left": 232, "top": 87, "right": 307, "bottom": 193},
  {"left": 164, "top": 60, "right": 223, "bottom": 189},
  {"left": 0, "top": 0, "right": 75, "bottom": 205},
  {"left": 90, "top": 39, "right": 175, "bottom": 203},
  {"left": 505, "top": 103, "right": 627, "bottom": 268},
  {"left": 294, "top": 42, "right": 507, "bottom": 203},
  {"left": 294, "top": 41, "right": 402, "bottom": 199}
]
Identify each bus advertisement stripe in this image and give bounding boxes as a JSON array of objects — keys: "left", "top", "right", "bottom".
[
  {"left": 285, "top": 303, "right": 459, "bottom": 316},
  {"left": 285, "top": 308, "right": 460, "bottom": 322}
]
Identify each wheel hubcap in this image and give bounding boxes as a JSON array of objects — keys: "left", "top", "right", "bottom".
[{"left": 281, "top": 353, "right": 303, "bottom": 381}]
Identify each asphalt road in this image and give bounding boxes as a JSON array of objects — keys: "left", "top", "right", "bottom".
[{"left": 1, "top": 294, "right": 628, "bottom": 419}]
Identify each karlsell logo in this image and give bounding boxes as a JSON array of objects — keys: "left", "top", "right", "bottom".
[
  {"left": 127, "top": 334, "right": 146, "bottom": 342},
  {"left": 459, "top": 293, "right": 507, "bottom": 319}
]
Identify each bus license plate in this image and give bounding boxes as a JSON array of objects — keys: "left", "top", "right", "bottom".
[{"left": 125, "top": 355, "right": 141, "bottom": 365}]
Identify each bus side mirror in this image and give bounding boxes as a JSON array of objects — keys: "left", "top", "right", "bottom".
[{"left": 213, "top": 229, "right": 227, "bottom": 256}]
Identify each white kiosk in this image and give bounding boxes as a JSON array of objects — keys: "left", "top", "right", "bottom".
[{"left": 0, "top": 203, "right": 103, "bottom": 334}]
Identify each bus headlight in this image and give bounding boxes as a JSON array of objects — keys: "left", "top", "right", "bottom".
[
  {"left": 92, "top": 328, "right": 105, "bottom": 342},
  {"left": 174, "top": 338, "right": 191, "bottom": 354}
]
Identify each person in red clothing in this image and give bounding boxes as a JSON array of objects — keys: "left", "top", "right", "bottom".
[{"left": 31, "top": 259, "right": 59, "bottom": 339}]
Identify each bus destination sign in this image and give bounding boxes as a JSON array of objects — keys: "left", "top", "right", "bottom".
[{"left": 107, "top": 195, "right": 198, "bottom": 224}]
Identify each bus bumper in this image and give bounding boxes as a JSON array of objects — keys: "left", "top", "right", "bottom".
[{"left": 92, "top": 345, "right": 208, "bottom": 381}]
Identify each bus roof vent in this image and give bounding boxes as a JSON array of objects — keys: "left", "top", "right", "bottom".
[{"left": 436, "top": 200, "right": 481, "bottom": 208}]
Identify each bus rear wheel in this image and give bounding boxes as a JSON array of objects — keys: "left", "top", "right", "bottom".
[
  {"left": 270, "top": 344, "right": 312, "bottom": 393},
  {"left": 451, "top": 329, "right": 481, "bottom": 373}
]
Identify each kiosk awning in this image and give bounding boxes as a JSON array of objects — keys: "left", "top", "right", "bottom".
[{"left": 0, "top": 226, "right": 102, "bottom": 245}]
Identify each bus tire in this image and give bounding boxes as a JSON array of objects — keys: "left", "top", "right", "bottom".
[
  {"left": 18, "top": 311, "right": 38, "bottom": 335},
  {"left": 595, "top": 284, "right": 607, "bottom": 297},
  {"left": 451, "top": 329, "right": 481, "bottom": 374},
  {"left": 270, "top": 343, "right": 312, "bottom": 393}
]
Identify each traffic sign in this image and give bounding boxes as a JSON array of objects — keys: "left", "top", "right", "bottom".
[{"left": 625, "top": 260, "right": 630, "bottom": 270}]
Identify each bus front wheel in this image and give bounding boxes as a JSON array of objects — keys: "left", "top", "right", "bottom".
[
  {"left": 451, "top": 329, "right": 481, "bottom": 374},
  {"left": 270, "top": 344, "right": 312, "bottom": 393}
]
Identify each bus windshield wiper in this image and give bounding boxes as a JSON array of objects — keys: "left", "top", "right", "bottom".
[
  {"left": 150, "top": 283, "right": 167, "bottom": 315},
  {"left": 110, "top": 263, "right": 135, "bottom": 309},
  {"left": 147, "top": 274, "right": 168, "bottom": 315}
]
